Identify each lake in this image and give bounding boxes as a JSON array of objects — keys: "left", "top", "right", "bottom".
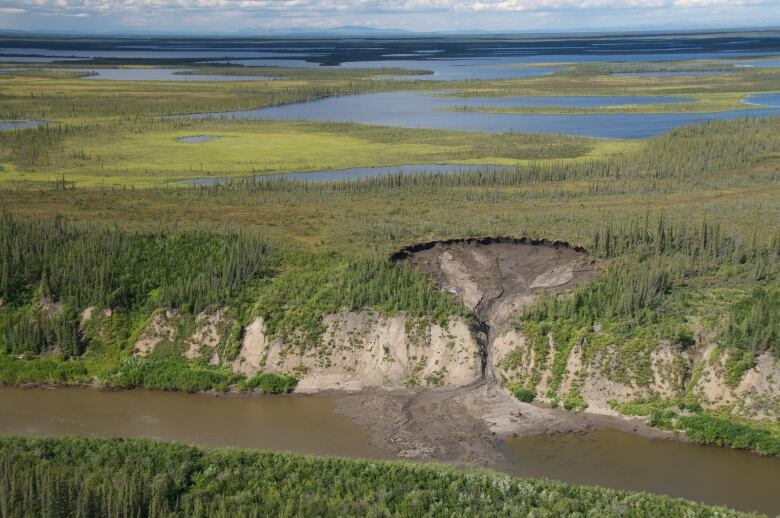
[
  {"left": 3, "top": 44, "right": 779, "bottom": 83},
  {"left": 743, "top": 92, "right": 780, "bottom": 108},
  {"left": 186, "top": 91, "right": 780, "bottom": 139},
  {"left": 209, "top": 52, "right": 780, "bottom": 80}
]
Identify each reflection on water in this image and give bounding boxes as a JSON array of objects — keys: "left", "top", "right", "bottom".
[
  {"left": 0, "top": 386, "right": 387, "bottom": 459},
  {"left": 0, "top": 121, "right": 46, "bottom": 131},
  {"left": 186, "top": 91, "right": 780, "bottom": 139},
  {"left": 177, "top": 135, "right": 218, "bottom": 143},
  {"left": 184, "top": 163, "right": 514, "bottom": 185},
  {"left": 501, "top": 429, "right": 780, "bottom": 516}
]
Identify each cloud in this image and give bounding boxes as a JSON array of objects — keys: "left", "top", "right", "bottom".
[
  {"left": 4, "top": 0, "right": 780, "bottom": 31},
  {"left": 13, "top": 0, "right": 780, "bottom": 13}
]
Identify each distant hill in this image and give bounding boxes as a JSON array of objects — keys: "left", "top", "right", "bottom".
[{"left": 237, "top": 25, "right": 413, "bottom": 36}]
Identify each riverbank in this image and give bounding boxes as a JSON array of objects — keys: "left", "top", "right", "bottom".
[{"left": 331, "top": 382, "right": 683, "bottom": 468}]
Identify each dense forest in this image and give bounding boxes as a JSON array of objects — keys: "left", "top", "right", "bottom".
[
  {"left": 526, "top": 217, "right": 779, "bottom": 354},
  {"left": 0, "top": 436, "right": 756, "bottom": 517}
]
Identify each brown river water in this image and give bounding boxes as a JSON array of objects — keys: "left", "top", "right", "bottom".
[{"left": 1, "top": 386, "right": 778, "bottom": 515}]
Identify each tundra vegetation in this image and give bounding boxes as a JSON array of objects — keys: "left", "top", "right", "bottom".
[{"left": 0, "top": 50, "right": 778, "bottom": 513}]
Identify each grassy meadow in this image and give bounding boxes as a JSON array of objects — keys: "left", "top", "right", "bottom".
[
  {"left": 444, "top": 62, "right": 780, "bottom": 114},
  {"left": 0, "top": 119, "right": 617, "bottom": 186}
]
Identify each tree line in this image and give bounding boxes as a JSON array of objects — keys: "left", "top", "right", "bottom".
[{"left": 0, "top": 436, "right": 748, "bottom": 517}]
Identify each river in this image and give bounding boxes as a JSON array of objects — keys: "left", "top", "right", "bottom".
[{"left": 1, "top": 386, "right": 778, "bottom": 515}]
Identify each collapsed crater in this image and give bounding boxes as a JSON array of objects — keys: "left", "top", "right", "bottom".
[{"left": 393, "top": 237, "right": 594, "bottom": 333}]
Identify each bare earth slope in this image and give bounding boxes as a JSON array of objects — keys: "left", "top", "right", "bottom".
[{"left": 333, "top": 239, "right": 597, "bottom": 464}]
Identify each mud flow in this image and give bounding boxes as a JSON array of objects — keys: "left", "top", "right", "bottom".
[
  {"left": 394, "top": 237, "right": 593, "bottom": 332},
  {"left": 334, "top": 238, "right": 596, "bottom": 466}
]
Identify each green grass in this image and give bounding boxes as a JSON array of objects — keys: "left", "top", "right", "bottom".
[
  {"left": 447, "top": 62, "right": 780, "bottom": 99},
  {"left": 506, "top": 383, "right": 537, "bottom": 403},
  {"left": 0, "top": 119, "right": 606, "bottom": 187},
  {"left": 0, "top": 72, "right": 424, "bottom": 122},
  {"left": 442, "top": 91, "right": 764, "bottom": 115},
  {"left": 238, "top": 372, "right": 299, "bottom": 393}
]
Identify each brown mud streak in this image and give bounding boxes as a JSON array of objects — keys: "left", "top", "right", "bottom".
[{"left": 336, "top": 237, "right": 597, "bottom": 467}]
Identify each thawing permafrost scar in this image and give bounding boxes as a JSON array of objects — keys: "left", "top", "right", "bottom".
[{"left": 393, "top": 236, "right": 593, "bottom": 345}]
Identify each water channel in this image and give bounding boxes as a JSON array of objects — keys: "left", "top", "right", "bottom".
[{"left": 1, "top": 386, "right": 778, "bottom": 515}]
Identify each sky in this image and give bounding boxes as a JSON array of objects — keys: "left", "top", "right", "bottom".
[{"left": 1, "top": 1, "right": 780, "bottom": 35}]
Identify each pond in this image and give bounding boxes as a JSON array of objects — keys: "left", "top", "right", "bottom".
[
  {"left": 183, "top": 163, "right": 515, "bottom": 185},
  {"left": 176, "top": 135, "right": 219, "bottom": 143},
  {"left": 0, "top": 121, "right": 47, "bottom": 131},
  {"left": 185, "top": 91, "right": 780, "bottom": 139},
  {"left": 1, "top": 386, "right": 778, "bottom": 515}
]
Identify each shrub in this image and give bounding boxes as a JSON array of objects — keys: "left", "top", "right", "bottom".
[
  {"left": 0, "top": 355, "right": 90, "bottom": 385},
  {"left": 239, "top": 373, "right": 298, "bottom": 394},
  {"left": 507, "top": 384, "right": 537, "bottom": 403},
  {"left": 102, "top": 357, "right": 239, "bottom": 393},
  {"left": 678, "top": 414, "right": 780, "bottom": 455},
  {"left": 562, "top": 389, "right": 588, "bottom": 411}
]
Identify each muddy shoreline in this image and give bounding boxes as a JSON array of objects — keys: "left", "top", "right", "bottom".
[{"left": 329, "top": 383, "right": 684, "bottom": 468}]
